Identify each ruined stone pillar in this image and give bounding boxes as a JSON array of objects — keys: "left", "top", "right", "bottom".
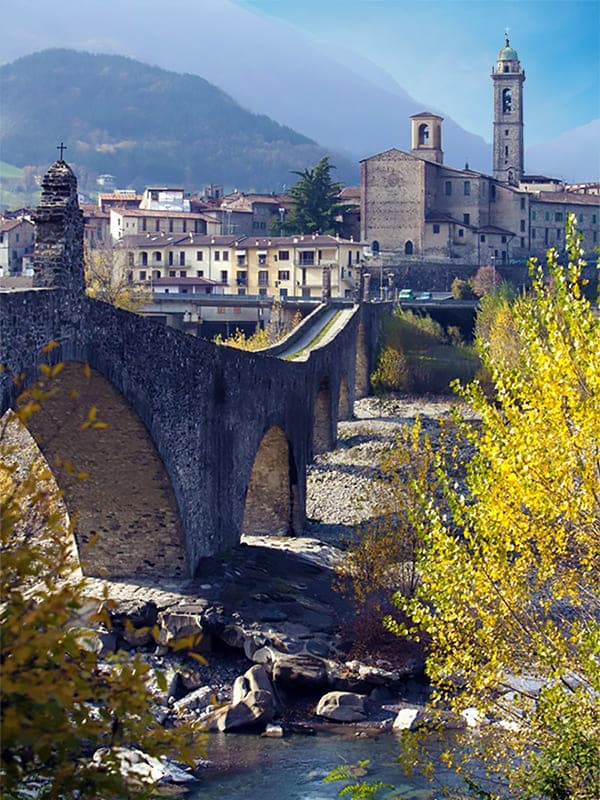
[{"left": 33, "top": 160, "right": 85, "bottom": 295}]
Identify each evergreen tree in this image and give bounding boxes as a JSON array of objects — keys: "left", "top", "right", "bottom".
[{"left": 282, "top": 157, "right": 344, "bottom": 235}]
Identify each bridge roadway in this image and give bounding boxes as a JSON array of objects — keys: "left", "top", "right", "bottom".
[{"left": 272, "top": 304, "right": 356, "bottom": 361}]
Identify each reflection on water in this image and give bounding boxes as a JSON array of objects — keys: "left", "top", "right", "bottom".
[{"left": 190, "top": 731, "right": 456, "bottom": 799}]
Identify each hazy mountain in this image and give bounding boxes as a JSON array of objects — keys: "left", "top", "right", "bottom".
[
  {"left": 0, "top": 49, "right": 358, "bottom": 192},
  {"left": 2, "top": 0, "right": 491, "bottom": 171},
  {"left": 526, "top": 120, "right": 600, "bottom": 182}
]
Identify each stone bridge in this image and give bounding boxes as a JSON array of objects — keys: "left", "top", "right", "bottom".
[{"left": 0, "top": 161, "right": 383, "bottom": 579}]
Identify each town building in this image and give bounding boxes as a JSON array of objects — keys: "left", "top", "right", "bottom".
[
  {"left": 109, "top": 207, "right": 221, "bottom": 240},
  {"left": 0, "top": 217, "right": 35, "bottom": 275},
  {"left": 360, "top": 36, "right": 599, "bottom": 267},
  {"left": 120, "top": 232, "right": 363, "bottom": 299}
]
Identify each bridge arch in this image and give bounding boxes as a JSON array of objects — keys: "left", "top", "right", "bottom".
[
  {"left": 313, "top": 378, "right": 334, "bottom": 455},
  {"left": 23, "top": 362, "right": 187, "bottom": 578},
  {"left": 242, "top": 425, "right": 297, "bottom": 535},
  {"left": 337, "top": 372, "right": 351, "bottom": 422}
]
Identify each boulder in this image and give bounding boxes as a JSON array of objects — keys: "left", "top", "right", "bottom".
[
  {"left": 392, "top": 706, "right": 466, "bottom": 731},
  {"left": 173, "top": 686, "right": 214, "bottom": 716},
  {"left": 272, "top": 654, "right": 328, "bottom": 690},
  {"left": 216, "top": 689, "right": 275, "bottom": 732},
  {"left": 316, "top": 691, "right": 367, "bottom": 722},
  {"left": 263, "top": 723, "right": 284, "bottom": 737},
  {"left": 156, "top": 608, "right": 208, "bottom": 652},
  {"left": 109, "top": 599, "right": 158, "bottom": 629}
]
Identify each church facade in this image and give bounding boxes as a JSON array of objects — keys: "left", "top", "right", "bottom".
[{"left": 360, "top": 37, "right": 599, "bottom": 266}]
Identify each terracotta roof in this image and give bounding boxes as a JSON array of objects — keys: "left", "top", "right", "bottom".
[
  {"left": 410, "top": 111, "right": 444, "bottom": 120},
  {"left": 532, "top": 192, "right": 600, "bottom": 206},
  {"left": 478, "top": 225, "right": 516, "bottom": 236},
  {"left": 111, "top": 208, "right": 217, "bottom": 220},
  {"left": 121, "top": 234, "right": 238, "bottom": 248},
  {"left": 0, "top": 218, "right": 33, "bottom": 233}
]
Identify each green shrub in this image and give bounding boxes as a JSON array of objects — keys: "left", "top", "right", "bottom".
[{"left": 370, "top": 347, "right": 411, "bottom": 393}]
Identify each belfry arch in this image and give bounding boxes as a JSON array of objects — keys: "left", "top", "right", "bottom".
[
  {"left": 242, "top": 425, "right": 297, "bottom": 535},
  {"left": 24, "top": 362, "right": 187, "bottom": 578}
]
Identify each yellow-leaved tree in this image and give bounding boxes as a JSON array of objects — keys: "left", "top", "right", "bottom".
[
  {"left": 85, "top": 241, "right": 150, "bottom": 312},
  {"left": 389, "top": 215, "right": 600, "bottom": 797},
  {"left": 1, "top": 353, "right": 201, "bottom": 799}
]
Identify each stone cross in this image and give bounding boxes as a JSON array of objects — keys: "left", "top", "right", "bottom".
[{"left": 57, "top": 142, "right": 67, "bottom": 160}]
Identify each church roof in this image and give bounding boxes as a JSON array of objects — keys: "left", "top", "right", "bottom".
[{"left": 498, "top": 35, "right": 518, "bottom": 61}]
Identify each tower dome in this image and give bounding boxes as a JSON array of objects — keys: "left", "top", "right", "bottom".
[{"left": 498, "top": 35, "right": 518, "bottom": 61}]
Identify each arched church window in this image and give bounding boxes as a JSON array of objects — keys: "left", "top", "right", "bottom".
[
  {"left": 418, "top": 124, "right": 430, "bottom": 145},
  {"left": 371, "top": 240, "right": 380, "bottom": 255},
  {"left": 502, "top": 88, "right": 512, "bottom": 113},
  {"left": 404, "top": 240, "right": 413, "bottom": 255}
]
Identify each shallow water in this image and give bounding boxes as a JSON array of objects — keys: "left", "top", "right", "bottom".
[{"left": 190, "top": 731, "right": 457, "bottom": 799}]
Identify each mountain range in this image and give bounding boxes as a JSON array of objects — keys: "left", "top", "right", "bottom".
[
  {"left": 1, "top": 0, "right": 597, "bottom": 187},
  {"left": 0, "top": 49, "right": 360, "bottom": 192}
]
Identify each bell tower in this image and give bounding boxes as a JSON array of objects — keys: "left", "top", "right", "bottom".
[
  {"left": 410, "top": 112, "right": 444, "bottom": 164},
  {"left": 492, "top": 34, "right": 525, "bottom": 184}
]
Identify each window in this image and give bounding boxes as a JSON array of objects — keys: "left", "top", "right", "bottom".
[
  {"left": 179, "top": 252, "right": 185, "bottom": 266},
  {"left": 179, "top": 270, "right": 186, "bottom": 277},
  {"left": 153, "top": 270, "right": 161, "bottom": 279},
  {"left": 458, "top": 229, "right": 464, "bottom": 238},
  {"left": 520, "top": 237, "right": 525, "bottom": 247},
  {"left": 236, "top": 271, "right": 247, "bottom": 286},
  {"left": 237, "top": 254, "right": 246, "bottom": 266},
  {"left": 194, "top": 220, "right": 202, "bottom": 233},
  {"left": 592, "top": 214, "right": 597, "bottom": 224},
  {"left": 545, "top": 212, "right": 550, "bottom": 221},
  {"left": 169, "top": 219, "right": 174, "bottom": 233},
  {"left": 182, "top": 220, "right": 187, "bottom": 233},
  {"left": 445, "top": 181, "right": 452, "bottom": 196},
  {"left": 501, "top": 236, "right": 507, "bottom": 243},
  {"left": 594, "top": 231, "right": 598, "bottom": 243},
  {"left": 196, "top": 251, "right": 203, "bottom": 261},
  {"left": 355, "top": 251, "right": 360, "bottom": 263},
  {"left": 278, "top": 270, "right": 290, "bottom": 281},
  {"left": 168, "top": 251, "right": 174, "bottom": 266},
  {"left": 258, "top": 270, "right": 269, "bottom": 286},
  {"left": 127, "top": 271, "right": 133, "bottom": 283},
  {"left": 480, "top": 234, "right": 486, "bottom": 242},
  {"left": 153, "top": 251, "right": 162, "bottom": 262},
  {"left": 196, "top": 270, "right": 204, "bottom": 277},
  {"left": 505, "top": 146, "right": 509, "bottom": 157},
  {"left": 464, "top": 181, "right": 471, "bottom": 196},
  {"left": 418, "top": 123, "right": 429, "bottom": 145},
  {"left": 238, "top": 288, "right": 246, "bottom": 296},
  {"left": 532, "top": 211, "right": 537, "bottom": 220},
  {"left": 220, "top": 270, "right": 228, "bottom": 283},
  {"left": 139, "top": 270, "right": 146, "bottom": 280},
  {"left": 169, "top": 270, "right": 176, "bottom": 277},
  {"left": 505, "top": 129, "right": 509, "bottom": 135},
  {"left": 502, "top": 87, "right": 512, "bottom": 113},
  {"left": 405, "top": 240, "right": 414, "bottom": 254},
  {"left": 555, "top": 212, "right": 563, "bottom": 222},
  {"left": 258, "top": 254, "right": 267, "bottom": 265},
  {"left": 155, "top": 219, "right": 160, "bottom": 232},
  {"left": 520, "top": 197, "right": 526, "bottom": 210},
  {"left": 215, "top": 251, "right": 220, "bottom": 261},
  {"left": 141, "top": 218, "right": 147, "bottom": 232},
  {"left": 259, "top": 288, "right": 267, "bottom": 297},
  {"left": 298, "top": 251, "right": 315, "bottom": 266},
  {"left": 433, "top": 224, "right": 440, "bottom": 234},
  {"left": 222, "top": 251, "right": 229, "bottom": 261},
  {"left": 578, "top": 214, "right": 584, "bottom": 223},
  {"left": 279, "top": 288, "right": 288, "bottom": 299},
  {"left": 128, "top": 252, "right": 134, "bottom": 266},
  {"left": 278, "top": 250, "right": 289, "bottom": 261},
  {"left": 463, "top": 213, "right": 470, "bottom": 225},
  {"left": 520, "top": 219, "right": 526, "bottom": 232},
  {"left": 15, "top": 233, "right": 20, "bottom": 242},
  {"left": 491, "top": 185, "right": 496, "bottom": 201},
  {"left": 556, "top": 229, "right": 561, "bottom": 239},
  {"left": 532, "top": 229, "right": 536, "bottom": 239},
  {"left": 141, "top": 252, "right": 148, "bottom": 266}
]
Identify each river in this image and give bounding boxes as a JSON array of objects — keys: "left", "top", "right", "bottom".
[{"left": 190, "top": 730, "right": 460, "bottom": 799}]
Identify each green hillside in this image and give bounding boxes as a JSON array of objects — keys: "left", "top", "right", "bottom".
[
  {"left": 0, "top": 161, "right": 23, "bottom": 178},
  {"left": 0, "top": 49, "right": 358, "bottom": 193}
]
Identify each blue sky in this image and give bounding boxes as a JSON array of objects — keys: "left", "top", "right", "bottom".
[{"left": 238, "top": 0, "right": 600, "bottom": 145}]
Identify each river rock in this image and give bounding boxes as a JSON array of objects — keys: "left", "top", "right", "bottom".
[
  {"left": 109, "top": 598, "right": 158, "bottom": 629},
  {"left": 272, "top": 654, "right": 328, "bottom": 690},
  {"left": 156, "top": 607, "right": 208, "bottom": 652},
  {"left": 173, "top": 686, "right": 214, "bottom": 716},
  {"left": 392, "top": 706, "right": 466, "bottom": 731},
  {"left": 216, "top": 689, "right": 275, "bottom": 732},
  {"left": 316, "top": 691, "right": 367, "bottom": 722}
]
